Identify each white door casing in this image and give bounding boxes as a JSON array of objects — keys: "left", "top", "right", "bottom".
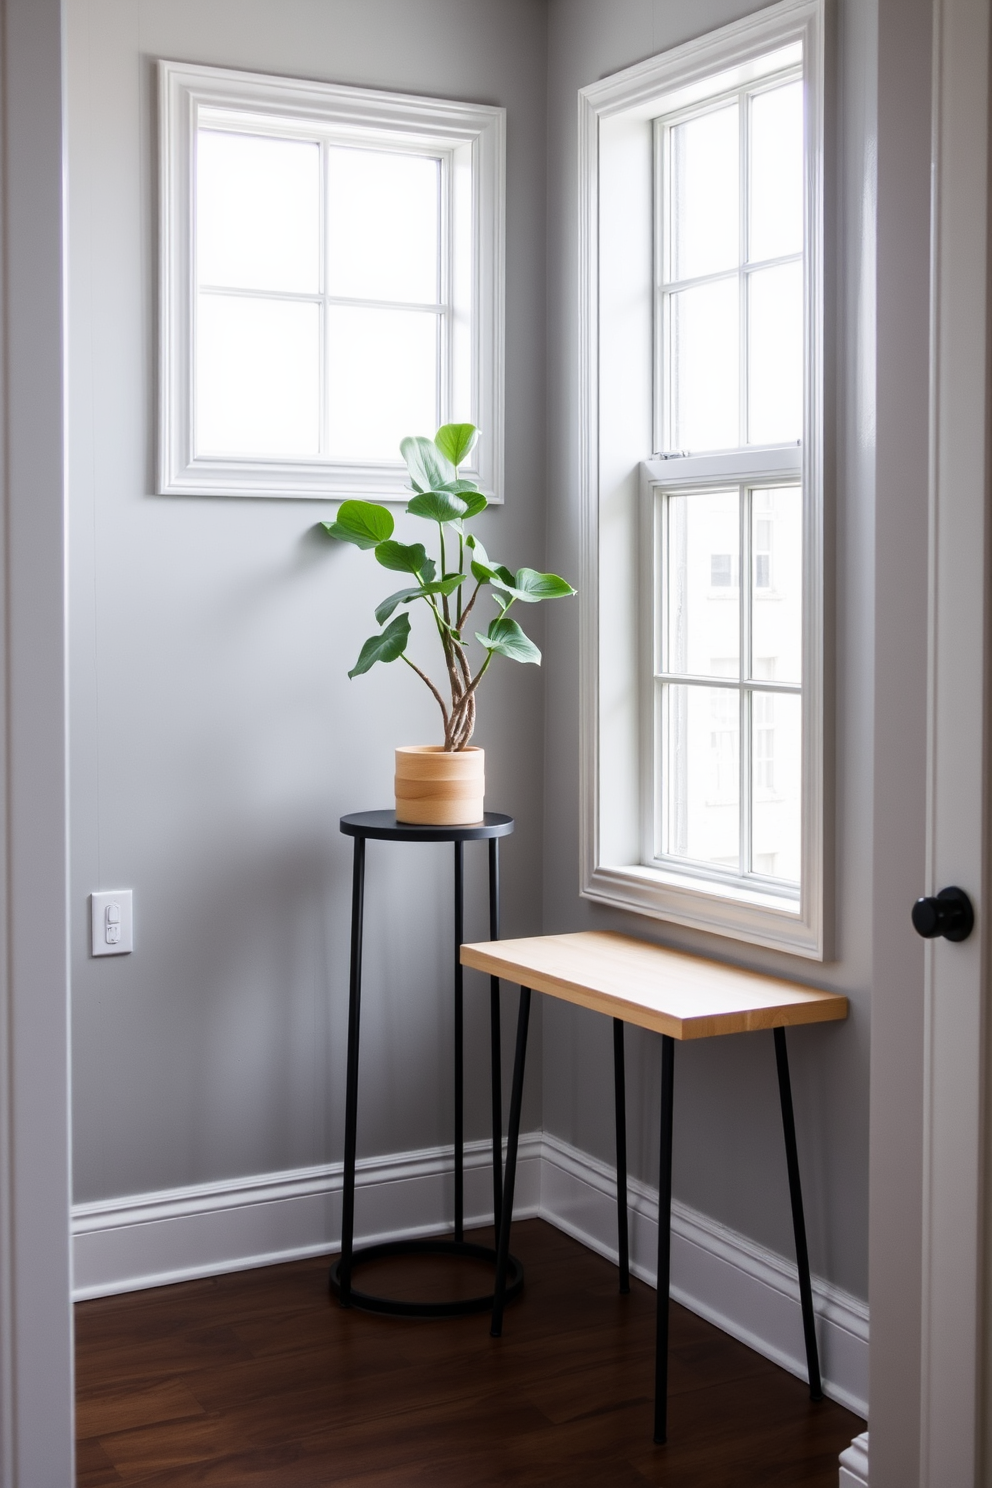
[
  {"left": 0, "top": 0, "right": 75, "bottom": 1484},
  {"left": 919, "top": 0, "right": 990, "bottom": 1481}
]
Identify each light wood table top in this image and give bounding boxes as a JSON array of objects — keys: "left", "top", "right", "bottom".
[{"left": 460, "top": 931, "right": 848, "bottom": 1041}]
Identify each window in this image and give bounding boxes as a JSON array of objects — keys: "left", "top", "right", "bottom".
[
  {"left": 158, "top": 62, "right": 505, "bottom": 500},
  {"left": 579, "top": 0, "right": 825, "bottom": 958},
  {"left": 652, "top": 480, "right": 803, "bottom": 891}
]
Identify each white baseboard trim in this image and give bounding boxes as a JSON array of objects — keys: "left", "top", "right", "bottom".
[
  {"left": 71, "top": 1135, "right": 543, "bottom": 1301},
  {"left": 539, "top": 1132, "right": 869, "bottom": 1418},
  {"left": 72, "top": 1132, "right": 868, "bottom": 1420},
  {"left": 839, "top": 1430, "right": 869, "bottom": 1485}
]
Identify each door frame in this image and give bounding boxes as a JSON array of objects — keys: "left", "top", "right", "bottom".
[
  {"left": 919, "top": 0, "right": 991, "bottom": 1479},
  {"left": 1, "top": 2, "right": 991, "bottom": 1486},
  {"left": 0, "top": 0, "right": 75, "bottom": 1483}
]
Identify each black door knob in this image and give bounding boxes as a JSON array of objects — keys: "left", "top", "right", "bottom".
[{"left": 911, "top": 886, "right": 974, "bottom": 942}]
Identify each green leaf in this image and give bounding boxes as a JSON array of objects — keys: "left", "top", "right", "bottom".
[
  {"left": 321, "top": 500, "right": 394, "bottom": 550},
  {"left": 475, "top": 616, "right": 541, "bottom": 665},
  {"left": 434, "top": 423, "right": 480, "bottom": 468},
  {"left": 489, "top": 566, "right": 575, "bottom": 604},
  {"left": 374, "top": 586, "right": 423, "bottom": 626},
  {"left": 435, "top": 573, "right": 467, "bottom": 594},
  {"left": 374, "top": 540, "right": 430, "bottom": 575},
  {"left": 511, "top": 568, "right": 576, "bottom": 600},
  {"left": 466, "top": 534, "right": 506, "bottom": 585},
  {"left": 374, "top": 574, "right": 465, "bottom": 626},
  {"left": 348, "top": 613, "right": 411, "bottom": 678},
  {"left": 400, "top": 435, "right": 455, "bottom": 494},
  {"left": 459, "top": 490, "right": 488, "bottom": 520},
  {"left": 406, "top": 489, "right": 468, "bottom": 524}
]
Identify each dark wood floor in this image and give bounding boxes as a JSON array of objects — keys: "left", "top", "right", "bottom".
[{"left": 75, "top": 1220, "right": 864, "bottom": 1486}]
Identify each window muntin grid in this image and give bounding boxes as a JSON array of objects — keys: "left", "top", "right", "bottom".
[
  {"left": 193, "top": 115, "right": 452, "bottom": 466},
  {"left": 654, "top": 481, "right": 802, "bottom": 891},
  {"left": 654, "top": 67, "right": 804, "bottom": 459}
]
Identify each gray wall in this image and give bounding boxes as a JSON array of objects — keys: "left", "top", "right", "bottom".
[
  {"left": 67, "top": 0, "right": 548, "bottom": 1204},
  {"left": 66, "top": 0, "right": 907, "bottom": 1336},
  {"left": 542, "top": 0, "right": 878, "bottom": 1305}
]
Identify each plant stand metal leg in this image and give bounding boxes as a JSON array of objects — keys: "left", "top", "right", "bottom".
[
  {"left": 338, "top": 835, "right": 367, "bottom": 1307},
  {"left": 454, "top": 841, "right": 465, "bottom": 1242},
  {"left": 613, "top": 1018, "right": 630, "bottom": 1294},
  {"left": 489, "top": 838, "right": 503, "bottom": 1239},
  {"left": 773, "top": 1026, "right": 824, "bottom": 1401},
  {"left": 491, "top": 985, "right": 532, "bottom": 1338},
  {"left": 654, "top": 1034, "right": 675, "bottom": 1444}
]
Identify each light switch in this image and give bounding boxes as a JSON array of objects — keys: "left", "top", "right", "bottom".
[{"left": 90, "top": 890, "right": 133, "bottom": 957}]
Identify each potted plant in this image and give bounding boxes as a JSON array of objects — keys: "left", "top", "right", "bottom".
[{"left": 322, "top": 423, "right": 575, "bottom": 825}]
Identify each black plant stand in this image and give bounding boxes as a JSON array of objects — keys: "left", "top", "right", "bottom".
[{"left": 329, "top": 809, "right": 524, "bottom": 1318}]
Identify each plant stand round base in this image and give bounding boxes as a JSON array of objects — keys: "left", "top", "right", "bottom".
[{"left": 329, "top": 1238, "right": 525, "bottom": 1318}]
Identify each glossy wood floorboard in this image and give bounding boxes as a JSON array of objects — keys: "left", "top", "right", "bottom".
[{"left": 75, "top": 1220, "right": 864, "bottom": 1486}]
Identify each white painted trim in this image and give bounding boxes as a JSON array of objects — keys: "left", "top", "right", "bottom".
[
  {"left": 574, "top": 0, "right": 820, "bottom": 121},
  {"left": 577, "top": 0, "right": 827, "bottom": 959},
  {"left": 919, "top": 0, "right": 990, "bottom": 1482},
  {"left": 839, "top": 1431, "right": 869, "bottom": 1487},
  {"left": 158, "top": 60, "right": 505, "bottom": 502},
  {"left": 71, "top": 1135, "right": 543, "bottom": 1300},
  {"left": 538, "top": 1132, "right": 868, "bottom": 1417},
  {"left": 0, "top": 1, "right": 75, "bottom": 1484},
  {"left": 71, "top": 1133, "right": 868, "bottom": 1420}
]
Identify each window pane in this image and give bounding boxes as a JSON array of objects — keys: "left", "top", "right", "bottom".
[
  {"left": 751, "top": 486, "right": 802, "bottom": 683},
  {"left": 749, "top": 81, "right": 804, "bottom": 263},
  {"left": 327, "top": 306, "right": 438, "bottom": 460},
  {"left": 663, "top": 684, "right": 740, "bottom": 869},
  {"left": 196, "top": 294, "right": 320, "bottom": 457},
  {"left": 751, "top": 690, "right": 801, "bottom": 883},
  {"left": 747, "top": 260, "right": 802, "bottom": 445},
  {"left": 197, "top": 131, "right": 320, "bottom": 295},
  {"left": 328, "top": 147, "right": 440, "bottom": 305},
  {"left": 666, "top": 490, "right": 740, "bottom": 677},
  {"left": 670, "top": 104, "right": 739, "bottom": 281},
  {"left": 670, "top": 277, "right": 739, "bottom": 451}
]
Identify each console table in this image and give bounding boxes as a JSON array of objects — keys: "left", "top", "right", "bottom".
[
  {"left": 329, "top": 809, "right": 523, "bottom": 1317},
  {"left": 460, "top": 930, "right": 848, "bottom": 1442}
]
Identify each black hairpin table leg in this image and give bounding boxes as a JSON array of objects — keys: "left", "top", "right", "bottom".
[
  {"left": 654, "top": 1034, "right": 675, "bottom": 1445},
  {"left": 614, "top": 1018, "right": 630, "bottom": 1294},
  {"left": 491, "top": 985, "right": 532, "bottom": 1338},
  {"left": 774, "top": 1026, "right": 823, "bottom": 1400}
]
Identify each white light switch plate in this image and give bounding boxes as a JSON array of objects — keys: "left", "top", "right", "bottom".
[{"left": 90, "top": 890, "right": 133, "bottom": 956}]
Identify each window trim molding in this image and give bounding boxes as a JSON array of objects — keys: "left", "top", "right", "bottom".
[
  {"left": 157, "top": 60, "right": 505, "bottom": 502},
  {"left": 577, "top": 0, "right": 828, "bottom": 960}
]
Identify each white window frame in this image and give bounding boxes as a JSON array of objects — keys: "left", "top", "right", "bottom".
[
  {"left": 158, "top": 61, "right": 505, "bottom": 502},
  {"left": 578, "top": 0, "right": 827, "bottom": 959}
]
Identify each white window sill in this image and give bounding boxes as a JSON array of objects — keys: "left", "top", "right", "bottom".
[
  {"left": 582, "top": 862, "right": 823, "bottom": 960},
  {"left": 159, "top": 455, "right": 499, "bottom": 504}
]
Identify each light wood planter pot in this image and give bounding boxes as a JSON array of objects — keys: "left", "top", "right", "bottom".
[{"left": 394, "top": 746, "right": 485, "bottom": 826}]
